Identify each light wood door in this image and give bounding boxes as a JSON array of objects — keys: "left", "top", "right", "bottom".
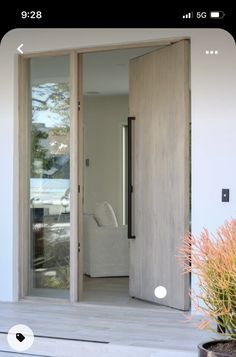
[{"left": 129, "top": 40, "right": 190, "bottom": 310}]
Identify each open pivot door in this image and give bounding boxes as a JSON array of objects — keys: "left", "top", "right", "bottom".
[{"left": 129, "top": 40, "right": 190, "bottom": 310}]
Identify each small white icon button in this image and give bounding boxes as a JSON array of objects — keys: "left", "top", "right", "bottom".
[
  {"left": 154, "top": 286, "right": 167, "bottom": 299},
  {"left": 205, "top": 50, "right": 219, "bottom": 55},
  {"left": 17, "top": 44, "right": 24, "bottom": 54},
  {"left": 7, "top": 324, "right": 34, "bottom": 352}
]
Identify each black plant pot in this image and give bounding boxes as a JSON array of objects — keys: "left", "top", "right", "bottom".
[{"left": 198, "top": 340, "right": 236, "bottom": 356}]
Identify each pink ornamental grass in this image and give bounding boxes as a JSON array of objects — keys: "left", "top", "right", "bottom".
[{"left": 178, "top": 219, "right": 236, "bottom": 339}]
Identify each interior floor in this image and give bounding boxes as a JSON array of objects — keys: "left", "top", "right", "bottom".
[
  {"left": 83, "top": 276, "right": 129, "bottom": 305},
  {"left": 83, "top": 275, "right": 158, "bottom": 308}
]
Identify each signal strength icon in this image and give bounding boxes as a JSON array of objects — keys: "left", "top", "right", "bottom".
[{"left": 183, "top": 12, "right": 193, "bottom": 19}]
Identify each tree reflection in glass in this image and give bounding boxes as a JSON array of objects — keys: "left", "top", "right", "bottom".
[{"left": 29, "top": 56, "right": 70, "bottom": 298}]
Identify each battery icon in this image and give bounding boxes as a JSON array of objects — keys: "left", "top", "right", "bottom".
[{"left": 210, "top": 11, "right": 225, "bottom": 19}]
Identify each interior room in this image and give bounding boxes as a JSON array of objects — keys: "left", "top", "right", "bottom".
[{"left": 82, "top": 46, "right": 161, "bottom": 305}]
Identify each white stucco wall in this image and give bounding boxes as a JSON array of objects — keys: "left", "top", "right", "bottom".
[{"left": 0, "top": 28, "right": 235, "bottom": 303}]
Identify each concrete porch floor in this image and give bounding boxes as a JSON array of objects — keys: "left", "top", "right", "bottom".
[{"left": 0, "top": 299, "right": 216, "bottom": 357}]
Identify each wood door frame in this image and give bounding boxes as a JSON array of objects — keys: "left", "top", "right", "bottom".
[
  {"left": 18, "top": 50, "right": 82, "bottom": 302},
  {"left": 18, "top": 37, "right": 190, "bottom": 303}
]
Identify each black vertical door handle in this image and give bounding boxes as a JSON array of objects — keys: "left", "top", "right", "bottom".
[{"left": 128, "top": 116, "right": 136, "bottom": 239}]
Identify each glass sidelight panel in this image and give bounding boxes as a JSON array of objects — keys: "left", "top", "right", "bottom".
[{"left": 29, "top": 56, "right": 70, "bottom": 298}]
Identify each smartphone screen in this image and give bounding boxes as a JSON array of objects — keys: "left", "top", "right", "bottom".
[{"left": 0, "top": 5, "right": 235, "bottom": 357}]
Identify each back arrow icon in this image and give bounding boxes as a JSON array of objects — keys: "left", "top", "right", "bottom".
[{"left": 17, "top": 44, "right": 23, "bottom": 54}]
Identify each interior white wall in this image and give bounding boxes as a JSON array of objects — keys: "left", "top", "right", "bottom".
[
  {"left": 0, "top": 29, "right": 235, "bottom": 305},
  {"left": 83, "top": 95, "right": 128, "bottom": 224}
]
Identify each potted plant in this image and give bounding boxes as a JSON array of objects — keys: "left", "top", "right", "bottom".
[{"left": 178, "top": 219, "right": 236, "bottom": 356}]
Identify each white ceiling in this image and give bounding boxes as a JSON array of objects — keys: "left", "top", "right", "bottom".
[
  {"left": 83, "top": 46, "right": 163, "bottom": 95},
  {"left": 30, "top": 46, "right": 166, "bottom": 94}
]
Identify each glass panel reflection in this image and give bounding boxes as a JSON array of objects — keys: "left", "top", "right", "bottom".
[{"left": 29, "top": 56, "right": 70, "bottom": 298}]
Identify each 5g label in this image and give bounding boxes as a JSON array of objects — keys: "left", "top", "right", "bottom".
[{"left": 197, "top": 12, "right": 207, "bottom": 18}]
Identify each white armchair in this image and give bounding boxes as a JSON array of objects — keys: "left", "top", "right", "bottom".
[{"left": 83, "top": 213, "right": 129, "bottom": 277}]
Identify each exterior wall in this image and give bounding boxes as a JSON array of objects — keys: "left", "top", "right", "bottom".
[{"left": 0, "top": 29, "right": 235, "bottom": 304}]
